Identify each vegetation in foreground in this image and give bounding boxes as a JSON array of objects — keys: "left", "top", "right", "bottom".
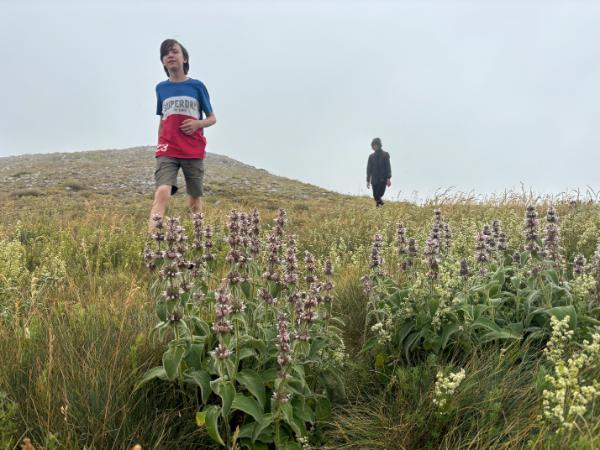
[{"left": 1, "top": 188, "right": 599, "bottom": 449}]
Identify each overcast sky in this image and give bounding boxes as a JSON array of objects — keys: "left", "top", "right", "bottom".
[{"left": 1, "top": 0, "right": 599, "bottom": 200}]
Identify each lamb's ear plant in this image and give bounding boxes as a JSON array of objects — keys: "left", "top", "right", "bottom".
[
  {"left": 362, "top": 206, "right": 599, "bottom": 367},
  {"left": 139, "top": 209, "right": 346, "bottom": 449}
]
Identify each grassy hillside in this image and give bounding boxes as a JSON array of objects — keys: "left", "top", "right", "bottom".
[{"left": 0, "top": 149, "right": 599, "bottom": 449}]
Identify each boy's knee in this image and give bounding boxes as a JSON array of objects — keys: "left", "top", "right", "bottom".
[
  {"left": 155, "top": 185, "right": 171, "bottom": 200},
  {"left": 154, "top": 186, "right": 171, "bottom": 203},
  {"left": 188, "top": 196, "right": 202, "bottom": 210}
]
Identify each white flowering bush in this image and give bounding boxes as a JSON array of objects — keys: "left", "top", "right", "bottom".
[
  {"left": 542, "top": 316, "right": 600, "bottom": 432},
  {"left": 0, "top": 236, "right": 29, "bottom": 289},
  {"left": 0, "top": 235, "right": 30, "bottom": 318},
  {"left": 432, "top": 368, "right": 466, "bottom": 413}
]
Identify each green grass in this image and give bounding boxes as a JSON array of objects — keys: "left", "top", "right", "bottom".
[{"left": 1, "top": 187, "right": 599, "bottom": 449}]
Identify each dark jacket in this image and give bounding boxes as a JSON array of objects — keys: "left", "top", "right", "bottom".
[{"left": 366, "top": 149, "right": 392, "bottom": 183}]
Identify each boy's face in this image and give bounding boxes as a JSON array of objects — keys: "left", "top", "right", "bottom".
[{"left": 162, "top": 44, "right": 187, "bottom": 74}]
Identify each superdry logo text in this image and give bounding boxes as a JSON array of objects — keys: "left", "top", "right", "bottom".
[{"left": 162, "top": 96, "right": 200, "bottom": 119}]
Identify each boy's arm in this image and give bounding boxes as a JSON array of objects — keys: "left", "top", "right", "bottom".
[
  {"left": 386, "top": 154, "right": 392, "bottom": 187},
  {"left": 158, "top": 117, "right": 163, "bottom": 141},
  {"left": 180, "top": 113, "right": 217, "bottom": 135}
]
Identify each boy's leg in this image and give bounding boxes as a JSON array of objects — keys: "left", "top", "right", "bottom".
[
  {"left": 149, "top": 185, "right": 172, "bottom": 230},
  {"left": 150, "top": 157, "right": 180, "bottom": 231},
  {"left": 181, "top": 158, "right": 205, "bottom": 214},
  {"left": 188, "top": 195, "right": 202, "bottom": 214},
  {"left": 379, "top": 183, "right": 387, "bottom": 205},
  {"left": 373, "top": 181, "right": 385, "bottom": 206}
]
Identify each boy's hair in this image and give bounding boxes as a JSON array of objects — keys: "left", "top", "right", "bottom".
[
  {"left": 160, "top": 39, "right": 190, "bottom": 76},
  {"left": 371, "top": 137, "right": 382, "bottom": 148}
]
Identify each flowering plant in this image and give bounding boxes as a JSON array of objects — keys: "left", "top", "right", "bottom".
[{"left": 138, "top": 209, "right": 346, "bottom": 449}]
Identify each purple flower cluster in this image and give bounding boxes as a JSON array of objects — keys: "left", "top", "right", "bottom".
[
  {"left": 204, "top": 225, "right": 215, "bottom": 262},
  {"left": 262, "top": 209, "right": 287, "bottom": 282},
  {"left": 192, "top": 212, "right": 204, "bottom": 250},
  {"left": 402, "top": 238, "right": 418, "bottom": 271},
  {"left": 249, "top": 208, "right": 261, "bottom": 258},
  {"left": 474, "top": 232, "right": 489, "bottom": 275},
  {"left": 304, "top": 251, "right": 317, "bottom": 284},
  {"left": 322, "top": 259, "right": 334, "bottom": 305},
  {"left": 573, "top": 254, "right": 587, "bottom": 277},
  {"left": 284, "top": 236, "right": 299, "bottom": 286},
  {"left": 225, "top": 209, "right": 247, "bottom": 285},
  {"left": 276, "top": 313, "right": 292, "bottom": 370},
  {"left": 396, "top": 224, "right": 418, "bottom": 271},
  {"left": 396, "top": 223, "right": 407, "bottom": 256},
  {"left": 459, "top": 258, "right": 470, "bottom": 279},
  {"left": 370, "top": 233, "right": 384, "bottom": 271},
  {"left": 443, "top": 223, "right": 452, "bottom": 255},
  {"left": 423, "top": 237, "right": 440, "bottom": 280},
  {"left": 524, "top": 205, "right": 540, "bottom": 256},
  {"left": 541, "top": 206, "right": 561, "bottom": 262},
  {"left": 210, "top": 284, "right": 234, "bottom": 360}
]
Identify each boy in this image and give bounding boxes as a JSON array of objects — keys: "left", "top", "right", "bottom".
[
  {"left": 366, "top": 137, "right": 392, "bottom": 207},
  {"left": 149, "top": 38, "right": 216, "bottom": 229}
]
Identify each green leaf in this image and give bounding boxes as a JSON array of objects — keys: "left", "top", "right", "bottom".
[
  {"left": 308, "top": 337, "right": 328, "bottom": 361},
  {"left": 216, "top": 381, "right": 235, "bottom": 417},
  {"left": 545, "top": 269, "right": 559, "bottom": 284},
  {"left": 203, "top": 405, "right": 225, "bottom": 446},
  {"left": 375, "top": 353, "right": 385, "bottom": 368},
  {"left": 238, "top": 335, "right": 268, "bottom": 356},
  {"left": 282, "top": 442, "right": 303, "bottom": 450},
  {"left": 493, "top": 268, "right": 506, "bottom": 286},
  {"left": 252, "top": 413, "right": 274, "bottom": 443},
  {"left": 156, "top": 302, "right": 168, "bottom": 321},
  {"left": 239, "top": 347, "right": 258, "bottom": 361},
  {"left": 281, "top": 402, "right": 303, "bottom": 436},
  {"left": 291, "top": 397, "right": 312, "bottom": 424},
  {"left": 321, "top": 367, "right": 346, "bottom": 401},
  {"left": 526, "top": 290, "right": 541, "bottom": 308},
  {"left": 184, "top": 370, "right": 212, "bottom": 404},
  {"left": 184, "top": 343, "right": 206, "bottom": 370},
  {"left": 315, "top": 397, "right": 331, "bottom": 421},
  {"left": 134, "top": 366, "right": 167, "bottom": 390},
  {"left": 237, "top": 369, "right": 266, "bottom": 407},
  {"left": 191, "top": 317, "right": 212, "bottom": 337},
  {"left": 403, "top": 330, "right": 422, "bottom": 361},
  {"left": 473, "top": 317, "right": 522, "bottom": 343},
  {"left": 162, "top": 345, "right": 186, "bottom": 380},
  {"left": 261, "top": 368, "right": 279, "bottom": 387},
  {"left": 394, "top": 321, "right": 415, "bottom": 346},
  {"left": 195, "top": 411, "right": 206, "bottom": 426},
  {"left": 240, "top": 440, "right": 269, "bottom": 450},
  {"left": 231, "top": 393, "right": 264, "bottom": 423},
  {"left": 387, "top": 289, "right": 410, "bottom": 307},
  {"left": 440, "top": 322, "right": 462, "bottom": 349},
  {"left": 241, "top": 280, "right": 253, "bottom": 299},
  {"left": 546, "top": 305, "right": 578, "bottom": 327},
  {"left": 238, "top": 416, "right": 274, "bottom": 443}
]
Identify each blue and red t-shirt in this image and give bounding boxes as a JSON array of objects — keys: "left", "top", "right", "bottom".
[{"left": 155, "top": 78, "right": 213, "bottom": 159}]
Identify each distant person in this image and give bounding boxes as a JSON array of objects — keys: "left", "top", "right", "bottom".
[
  {"left": 149, "top": 38, "right": 216, "bottom": 230},
  {"left": 366, "top": 137, "right": 392, "bottom": 207}
]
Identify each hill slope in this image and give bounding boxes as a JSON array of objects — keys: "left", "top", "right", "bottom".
[{"left": 0, "top": 146, "right": 342, "bottom": 201}]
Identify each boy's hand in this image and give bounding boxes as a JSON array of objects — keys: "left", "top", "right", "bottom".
[
  {"left": 180, "top": 119, "right": 201, "bottom": 135},
  {"left": 386, "top": 179, "right": 392, "bottom": 187}
]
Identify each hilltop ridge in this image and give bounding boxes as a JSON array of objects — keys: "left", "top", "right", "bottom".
[{"left": 0, "top": 146, "right": 342, "bottom": 201}]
